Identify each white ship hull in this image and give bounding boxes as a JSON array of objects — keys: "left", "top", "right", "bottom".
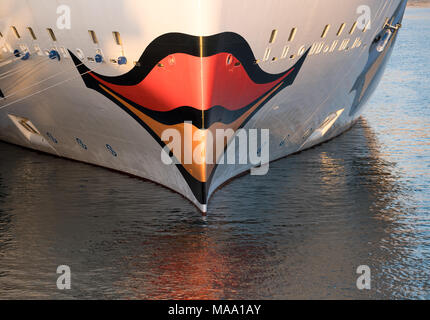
[{"left": 0, "top": 0, "right": 407, "bottom": 212}]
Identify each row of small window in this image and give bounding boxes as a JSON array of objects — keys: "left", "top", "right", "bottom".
[
  {"left": 267, "top": 21, "right": 369, "bottom": 45},
  {"left": 260, "top": 35, "right": 362, "bottom": 63},
  {"left": 0, "top": 26, "right": 123, "bottom": 46},
  {"left": 75, "top": 138, "right": 118, "bottom": 157}
]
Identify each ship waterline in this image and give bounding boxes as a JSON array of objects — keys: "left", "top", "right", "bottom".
[{"left": 0, "top": 0, "right": 407, "bottom": 212}]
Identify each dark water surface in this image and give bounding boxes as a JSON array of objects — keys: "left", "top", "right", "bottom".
[{"left": 0, "top": 8, "right": 429, "bottom": 299}]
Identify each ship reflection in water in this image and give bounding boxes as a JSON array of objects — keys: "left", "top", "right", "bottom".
[
  {"left": 0, "top": 8, "right": 429, "bottom": 299},
  {"left": 0, "top": 116, "right": 427, "bottom": 299}
]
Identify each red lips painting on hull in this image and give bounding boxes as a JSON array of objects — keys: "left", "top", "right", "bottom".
[{"left": 69, "top": 32, "right": 309, "bottom": 208}]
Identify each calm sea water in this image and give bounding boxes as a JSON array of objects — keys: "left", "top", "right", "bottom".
[{"left": 0, "top": 8, "right": 429, "bottom": 300}]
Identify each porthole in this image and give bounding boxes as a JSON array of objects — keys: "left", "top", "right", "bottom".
[
  {"left": 76, "top": 138, "right": 87, "bottom": 150},
  {"left": 106, "top": 144, "right": 118, "bottom": 157},
  {"left": 298, "top": 45, "right": 306, "bottom": 56},
  {"left": 288, "top": 28, "right": 297, "bottom": 42},
  {"left": 269, "top": 29, "right": 278, "bottom": 44},
  {"left": 349, "top": 22, "right": 357, "bottom": 35},
  {"left": 280, "top": 46, "right": 289, "bottom": 59},
  {"left": 321, "top": 25, "right": 330, "bottom": 38},
  {"left": 27, "top": 27, "right": 37, "bottom": 40},
  {"left": 11, "top": 26, "right": 20, "bottom": 39},
  {"left": 47, "top": 28, "right": 57, "bottom": 41},
  {"left": 88, "top": 30, "right": 98, "bottom": 44},
  {"left": 337, "top": 23, "right": 346, "bottom": 36},
  {"left": 112, "top": 31, "right": 122, "bottom": 46}
]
